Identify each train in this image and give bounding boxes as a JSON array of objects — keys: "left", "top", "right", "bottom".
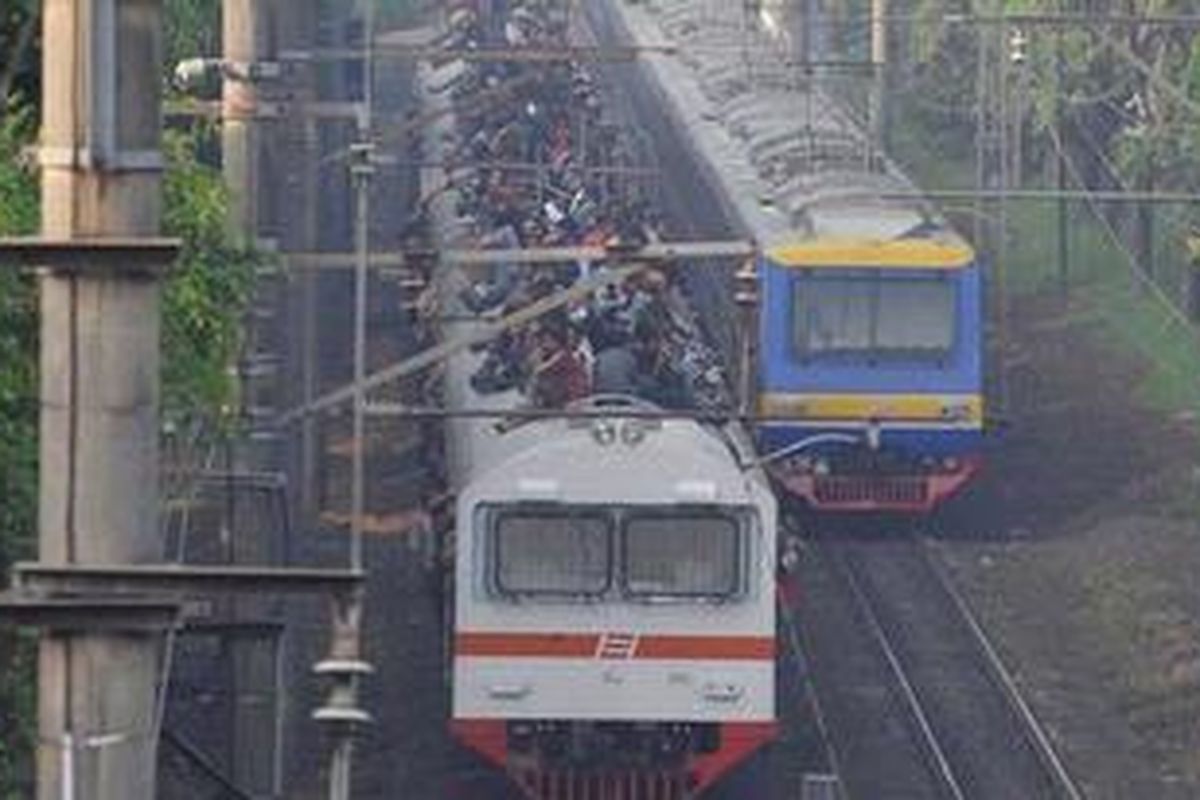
[
  {"left": 414, "top": 0, "right": 987, "bottom": 795},
  {"left": 442, "top": 392, "right": 780, "bottom": 799},
  {"left": 418, "top": 7, "right": 782, "bottom": 797},
  {"left": 591, "top": 0, "right": 986, "bottom": 514}
]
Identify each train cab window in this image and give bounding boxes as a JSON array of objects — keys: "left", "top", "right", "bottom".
[
  {"left": 792, "top": 271, "right": 956, "bottom": 362},
  {"left": 493, "top": 510, "right": 612, "bottom": 597},
  {"left": 622, "top": 513, "right": 741, "bottom": 599}
]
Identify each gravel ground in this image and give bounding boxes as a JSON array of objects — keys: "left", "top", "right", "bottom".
[{"left": 933, "top": 293, "right": 1200, "bottom": 799}]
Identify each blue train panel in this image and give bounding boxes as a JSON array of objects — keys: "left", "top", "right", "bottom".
[{"left": 753, "top": 237, "right": 985, "bottom": 512}]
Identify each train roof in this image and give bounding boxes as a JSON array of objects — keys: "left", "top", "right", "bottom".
[
  {"left": 417, "top": 59, "right": 769, "bottom": 508},
  {"left": 442, "top": 332, "right": 765, "bottom": 504},
  {"left": 608, "top": 0, "right": 975, "bottom": 267}
]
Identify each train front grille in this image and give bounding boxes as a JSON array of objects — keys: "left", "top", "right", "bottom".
[
  {"left": 515, "top": 770, "right": 689, "bottom": 800},
  {"left": 813, "top": 476, "right": 930, "bottom": 507}
]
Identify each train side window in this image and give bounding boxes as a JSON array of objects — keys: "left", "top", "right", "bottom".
[
  {"left": 621, "top": 511, "right": 742, "bottom": 600},
  {"left": 491, "top": 508, "right": 612, "bottom": 598}
]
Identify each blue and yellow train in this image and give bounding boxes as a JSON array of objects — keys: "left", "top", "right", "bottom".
[
  {"left": 756, "top": 229, "right": 984, "bottom": 512},
  {"left": 608, "top": 0, "right": 986, "bottom": 513}
]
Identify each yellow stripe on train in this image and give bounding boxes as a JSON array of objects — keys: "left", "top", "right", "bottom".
[
  {"left": 767, "top": 238, "right": 975, "bottom": 270},
  {"left": 759, "top": 392, "right": 984, "bottom": 424}
]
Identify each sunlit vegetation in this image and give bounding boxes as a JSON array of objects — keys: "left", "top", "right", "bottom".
[{"left": 876, "top": 0, "right": 1200, "bottom": 421}]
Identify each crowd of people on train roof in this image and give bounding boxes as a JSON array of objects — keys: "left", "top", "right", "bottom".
[{"left": 434, "top": 0, "right": 730, "bottom": 413}]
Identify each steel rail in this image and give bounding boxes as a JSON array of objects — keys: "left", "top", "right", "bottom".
[
  {"left": 825, "top": 541, "right": 969, "bottom": 800},
  {"left": 918, "top": 539, "right": 1087, "bottom": 800},
  {"left": 779, "top": 517, "right": 849, "bottom": 800}
]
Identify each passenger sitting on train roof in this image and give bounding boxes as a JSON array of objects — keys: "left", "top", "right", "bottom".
[
  {"left": 631, "top": 319, "right": 689, "bottom": 410},
  {"left": 528, "top": 323, "right": 590, "bottom": 409},
  {"left": 458, "top": 224, "right": 521, "bottom": 314},
  {"left": 587, "top": 283, "right": 633, "bottom": 353},
  {"left": 470, "top": 328, "right": 525, "bottom": 395},
  {"left": 570, "top": 323, "right": 595, "bottom": 388},
  {"left": 628, "top": 270, "right": 671, "bottom": 339},
  {"left": 592, "top": 345, "right": 639, "bottom": 397}
]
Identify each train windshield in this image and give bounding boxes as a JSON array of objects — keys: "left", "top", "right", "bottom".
[
  {"left": 622, "top": 513, "right": 741, "bottom": 599},
  {"left": 493, "top": 510, "right": 611, "bottom": 596},
  {"left": 792, "top": 270, "right": 957, "bottom": 362},
  {"left": 487, "top": 507, "right": 747, "bottom": 600}
]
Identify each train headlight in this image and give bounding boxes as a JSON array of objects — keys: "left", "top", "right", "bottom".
[
  {"left": 591, "top": 419, "right": 618, "bottom": 446},
  {"left": 813, "top": 458, "right": 831, "bottom": 477},
  {"left": 621, "top": 420, "right": 647, "bottom": 446}
]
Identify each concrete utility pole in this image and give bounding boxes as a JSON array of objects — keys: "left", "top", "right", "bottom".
[
  {"left": 222, "top": 0, "right": 285, "bottom": 794},
  {"left": 1055, "top": 27, "right": 1070, "bottom": 294},
  {"left": 37, "top": 0, "right": 167, "bottom": 797},
  {"left": 223, "top": 0, "right": 271, "bottom": 237}
]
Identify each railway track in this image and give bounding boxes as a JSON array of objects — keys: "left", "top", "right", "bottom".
[{"left": 797, "top": 521, "right": 1085, "bottom": 800}]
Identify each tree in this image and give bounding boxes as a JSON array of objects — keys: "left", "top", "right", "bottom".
[
  {"left": 0, "top": 0, "right": 38, "bottom": 119},
  {"left": 162, "top": 123, "right": 259, "bottom": 428},
  {"left": 0, "top": 98, "right": 38, "bottom": 800},
  {"left": 165, "top": 0, "right": 221, "bottom": 71}
]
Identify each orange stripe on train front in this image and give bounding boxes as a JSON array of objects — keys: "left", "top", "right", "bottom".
[{"left": 455, "top": 631, "right": 775, "bottom": 661}]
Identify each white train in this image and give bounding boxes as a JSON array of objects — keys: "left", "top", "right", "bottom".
[
  {"left": 445, "top": 394, "right": 779, "bottom": 798},
  {"left": 416, "top": 25, "right": 781, "bottom": 800}
]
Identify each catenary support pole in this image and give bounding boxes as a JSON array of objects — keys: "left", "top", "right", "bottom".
[
  {"left": 36, "top": 0, "right": 166, "bottom": 797},
  {"left": 870, "top": 0, "right": 889, "bottom": 153},
  {"left": 223, "top": 0, "right": 267, "bottom": 238},
  {"left": 222, "top": 0, "right": 279, "bottom": 792},
  {"left": 1055, "top": 26, "right": 1069, "bottom": 295}
]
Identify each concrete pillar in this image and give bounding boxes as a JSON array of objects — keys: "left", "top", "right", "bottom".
[
  {"left": 222, "top": 2, "right": 283, "bottom": 794},
  {"left": 36, "top": 0, "right": 165, "bottom": 798},
  {"left": 869, "top": 0, "right": 888, "bottom": 153},
  {"left": 223, "top": 0, "right": 268, "bottom": 238}
]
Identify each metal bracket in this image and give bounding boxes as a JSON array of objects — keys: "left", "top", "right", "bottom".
[
  {"left": 281, "top": 239, "right": 757, "bottom": 272},
  {"left": 165, "top": 99, "right": 283, "bottom": 121},
  {"left": 0, "top": 593, "right": 181, "bottom": 632},
  {"left": 0, "top": 562, "right": 362, "bottom": 632},
  {"left": 11, "top": 562, "right": 363, "bottom": 597},
  {"left": 224, "top": 60, "right": 282, "bottom": 82},
  {"left": 0, "top": 237, "right": 180, "bottom": 277},
  {"left": 37, "top": 147, "right": 165, "bottom": 172}
]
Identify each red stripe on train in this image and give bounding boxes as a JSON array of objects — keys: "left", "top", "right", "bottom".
[{"left": 455, "top": 632, "right": 776, "bottom": 661}]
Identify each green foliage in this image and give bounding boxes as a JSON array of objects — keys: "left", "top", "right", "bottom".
[
  {"left": 164, "top": 0, "right": 220, "bottom": 67},
  {"left": 896, "top": 0, "right": 1200, "bottom": 186},
  {"left": 0, "top": 98, "right": 37, "bottom": 800},
  {"left": 0, "top": 107, "right": 35, "bottom": 234},
  {"left": 898, "top": 0, "right": 979, "bottom": 153},
  {"left": 0, "top": 0, "right": 39, "bottom": 114},
  {"left": 0, "top": 101, "right": 37, "bottom": 576},
  {"left": 162, "top": 125, "right": 258, "bottom": 428}
]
